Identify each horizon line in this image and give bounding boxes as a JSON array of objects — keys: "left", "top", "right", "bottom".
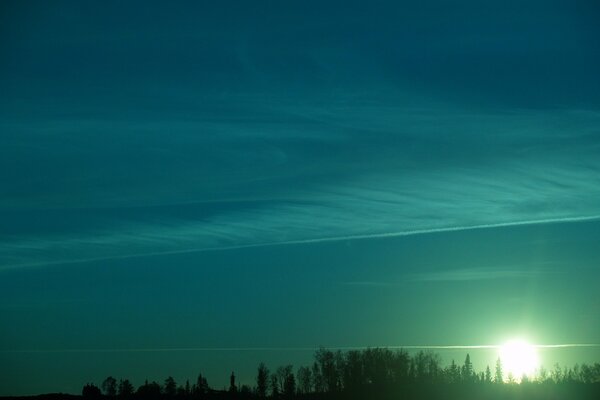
[{"left": 3, "top": 344, "right": 600, "bottom": 353}]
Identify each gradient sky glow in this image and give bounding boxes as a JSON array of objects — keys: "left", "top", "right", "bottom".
[{"left": 1, "top": 0, "right": 600, "bottom": 395}]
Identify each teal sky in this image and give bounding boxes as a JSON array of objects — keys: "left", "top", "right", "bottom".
[{"left": 1, "top": 0, "right": 600, "bottom": 395}]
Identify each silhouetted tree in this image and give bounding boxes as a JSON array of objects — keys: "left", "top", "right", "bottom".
[
  {"left": 82, "top": 383, "right": 102, "bottom": 399},
  {"left": 552, "top": 363, "right": 563, "bottom": 383},
  {"left": 591, "top": 363, "right": 600, "bottom": 382},
  {"left": 283, "top": 369, "right": 296, "bottom": 398},
  {"left": 102, "top": 376, "right": 117, "bottom": 397},
  {"left": 413, "top": 351, "right": 426, "bottom": 381},
  {"left": 447, "top": 360, "right": 460, "bottom": 383},
  {"left": 364, "top": 348, "right": 392, "bottom": 386},
  {"left": 461, "top": 354, "right": 473, "bottom": 382},
  {"left": 256, "top": 363, "right": 270, "bottom": 399},
  {"left": 118, "top": 379, "right": 134, "bottom": 399},
  {"left": 311, "top": 362, "right": 323, "bottom": 393},
  {"left": 342, "top": 350, "right": 363, "bottom": 390},
  {"left": 478, "top": 371, "right": 485, "bottom": 383},
  {"left": 274, "top": 365, "right": 294, "bottom": 395},
  {"left": 507, "top": 371, "right": 515, "bottom": 384},
  {"left": 72, "top": 348, "right": 600, "bottom": 400},
  {"left": 229, "top": 371, "right": 237, "bottom": 393},
  {"left": 194, "top": 373, "right": 209, "bottom": 397},
  {"left": 270, "top": 373, "right": 280, "bottom": 398},
  {"left": 297, "top": 366, "right": 312, "bottom": 394},
  {"left": 314, "top": 348, "right": 341, "bottom": 392},
  {"left": 579, "top": 364, "right": 595, "bottom": 383},
  {"left": 429, "top": 352, "right": 442, "bottom": 381},
  {"left": 136, "top": 380, "right": 161, "bottom": 399},
  {"left": 164, "top": 376, "right": 177, "bottom": 397},
  {"left": 494, "top": 357, "right": 503, "bottom": 383},
  {"left": 391, "top": 349, "right": 411, "bottom": 384},
  {"left": 240, "top": 384, "right": 252, "bottom": 399},
  {"left": 538, "top": 366, "right": 549, "bottom": 383}
]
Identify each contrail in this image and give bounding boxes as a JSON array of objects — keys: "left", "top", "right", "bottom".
[
  {"left": 3, "top": 214, "right": 600, "bottom": 270},
  {"left": 3, "top": 344, "right": 600, "bottom": 353}
]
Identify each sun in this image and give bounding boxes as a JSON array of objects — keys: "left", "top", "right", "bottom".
[{"left": 499, "top": 339, "right": 539, "bottom": 381}]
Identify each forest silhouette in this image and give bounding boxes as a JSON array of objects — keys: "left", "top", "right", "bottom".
[{"left": 11, "top": 347, "right": 600, "bottom": 400}]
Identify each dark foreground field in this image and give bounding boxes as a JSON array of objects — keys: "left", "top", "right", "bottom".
[{"left": 3, "top": 382, "right": 600, "bottom": 400}]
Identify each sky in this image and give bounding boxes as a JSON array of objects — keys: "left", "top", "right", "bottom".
[{"left": 1, "top": 0, "right": 600, "bottom": 395}]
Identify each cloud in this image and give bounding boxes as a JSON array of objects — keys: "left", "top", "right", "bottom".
[
  {"left": 1, "top": 213, "right": 599, "bottom": 271},
  {"left": 341, "top": 264, "right": 563, "bottom": 287},
  {"left": 1, "top": 104, "right": 600, "bottom": 270},
  {"left": 406, "top": 267, "right": 560, "bottom": 282},
  {"left": 339, "top": 281, "right": 397, "bottom": 287}
]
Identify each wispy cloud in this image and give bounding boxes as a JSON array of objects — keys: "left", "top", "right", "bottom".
[
  {"left": 339, "top": 281, "right": 397, "bottom": 287},
  {"left": 407, "top": 267, "right": 561, "bottom": 282},
  {"left": 1, "top": 104, "right": 600, "bottom": 269},
  {"left": 2, "top": 213, "right": 599, "bottom": 271},
  {"left": 340, "top": 265, "right": 561, "bottom": 287}
]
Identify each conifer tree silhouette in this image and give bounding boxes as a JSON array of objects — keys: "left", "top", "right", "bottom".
[{"left": 494, "top": 357, "right": 504, "bottom": 383}]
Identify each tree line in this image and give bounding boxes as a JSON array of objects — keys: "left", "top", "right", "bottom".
[{"left": 81, "top": 347, "right": 600, "bottom": 400}]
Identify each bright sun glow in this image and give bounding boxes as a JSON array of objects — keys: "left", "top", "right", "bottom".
[{"left": 499, "top": 339, "right": 539, "bottom": 381}]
